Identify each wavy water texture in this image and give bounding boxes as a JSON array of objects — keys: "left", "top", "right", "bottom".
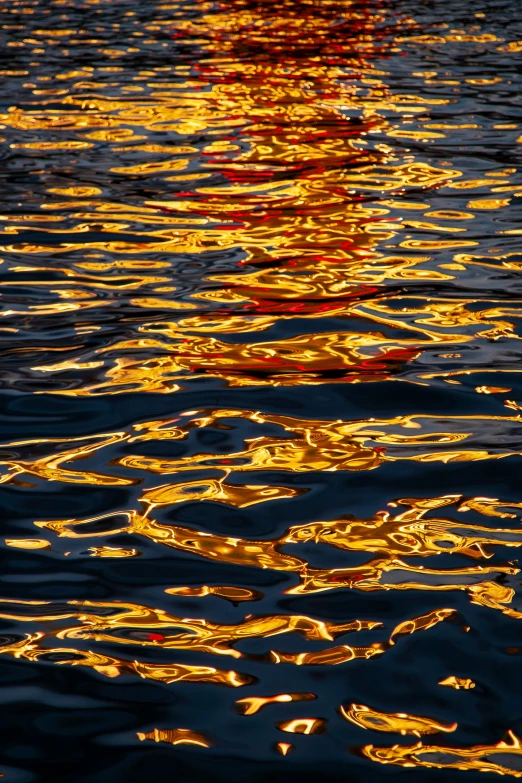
[{"left": 2, "top": 0, "right": 522, "bottom": 781}]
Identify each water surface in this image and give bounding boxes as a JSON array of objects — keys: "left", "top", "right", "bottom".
[{"left": 2, "top": 0, "right": 522, "bottom": 780}]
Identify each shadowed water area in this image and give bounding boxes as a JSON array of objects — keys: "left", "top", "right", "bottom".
[{"left": 1, "top": 0, "right": 522, "bottom": 780}]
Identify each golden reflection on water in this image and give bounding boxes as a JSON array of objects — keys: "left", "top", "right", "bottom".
[
  {"left": 439, "top": 676, "right": 476, "bottom": 690},
  {"left": 2, "top": 0, "right": 522, "bottom": 776},
  {"left": 361, "top": 731, "right": 522, "bottom": 777},
  {"left": 339, "top": 703, "right": 458, "bottom": 736},
  {"left": 137, "top": 728, "right": 211, "bottom": 747}
]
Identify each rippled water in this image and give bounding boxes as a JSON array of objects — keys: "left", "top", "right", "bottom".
[{"left": 2, "top": 0, "right": 522, "bottom": 780}]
